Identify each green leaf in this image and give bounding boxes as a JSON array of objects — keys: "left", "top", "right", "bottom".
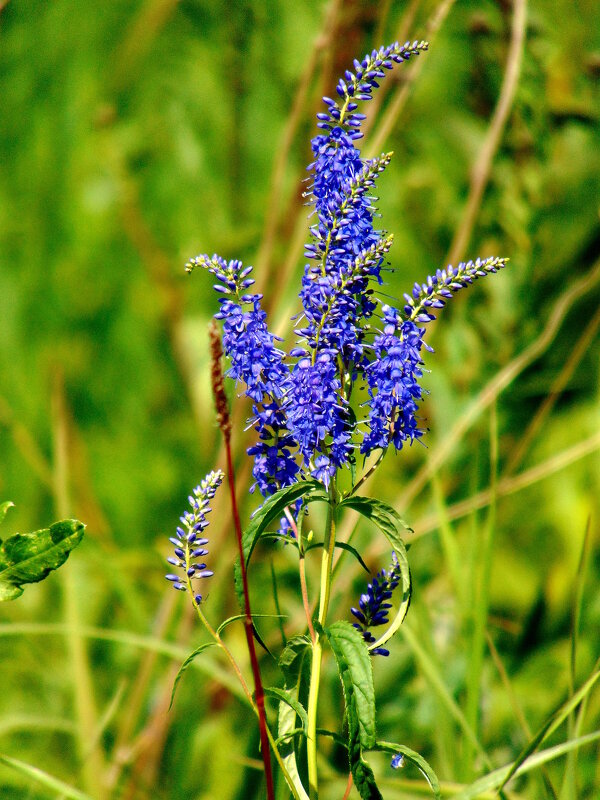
[
  {"left": 234, "top": 480, "right": 326, "bottom": 610},
  {"left": 0, "top": 502, "right": 14, "bottom": 526},
  {"left": 0, "top": 519, "right": 85, "bottom": 601},
  {"left": 264, "top": 687, "right": 308, "bottom": 734},
  {"left": 305, "top": 539, "right": 370, "bottom": 572},
  {"left": 0, "top": 753, "right": 94, "bottom": 800},
  {"left": 325, "top": 620, "right": 381, "bottom": 800},
  {"left": 169, "top": 641, "right": 217, "bottom": 709},
  {"left": 339, "top": 495, "right": 412, "bottom": 537},
  {"left": 339, "top": 495, "right": 412, "bottom": 653},
  {"left": 215, "top": 613, "right": 286, "bottom": 637},
  {"left": 372, "top": 741, "right": 441, "bottom": 799},
  {"left": 277, "top": 636, "right": 311, "bottom": 800}
]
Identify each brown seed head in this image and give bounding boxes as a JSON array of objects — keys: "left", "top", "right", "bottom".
[{"left": 208, "top": 320, "right": 232, "bottom": 440}]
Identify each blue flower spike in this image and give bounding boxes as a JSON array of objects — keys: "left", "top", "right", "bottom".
[
  {"left": 351, "top": 552, "right": 401, "bottom": 656},
  {"left": 166, "top": 470, "right": 224, "bottom": 604},
  {"left": 186, "top": 40, "right": 507, "bottom": 501}
]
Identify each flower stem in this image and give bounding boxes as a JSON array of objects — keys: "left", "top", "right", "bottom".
[
  {"left": 190, "top": 597, "right": 303, "bottom": 800},
  {"left": 306, "top": 481, "right": 337, "bottom": 800},
  {"left": 209, "top": 323, "right": 275, "bottom": 799},
  {"left": 224, "top": 437, "right": 275, "bottom": 800}
]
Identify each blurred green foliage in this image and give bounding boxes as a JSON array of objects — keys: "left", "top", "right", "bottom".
[{"left": 0, "top": 0, "right": 599, "bottom": 798}]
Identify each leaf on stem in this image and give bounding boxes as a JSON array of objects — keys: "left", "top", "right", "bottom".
[
  {"left": 277, "top": 635, "right": 312, "bottom": 800},
  {"left": 169, "top": 642, "right": 218, "bottom": 709},
  {"left": 325, "top": 620, "right": 381, "bottom": 800},
  {"left": 338, "top": 496, "right": 412, "bottom": 652},
  {"left": 234, "top": 480, "right": 326, "bottom": 610},
  {"left": 371, "top": 741, "right": 441, "bottom": 799},
  {"left": 0, "top": 519, "right": 85, "bottom": 602},
  {"left": 305, "top": 540, "right": 370, "bottom": 573}
]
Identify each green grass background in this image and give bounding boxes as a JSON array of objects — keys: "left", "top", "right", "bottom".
[{"left": 0, "top": 0, "right": 599, "bottom": 798}]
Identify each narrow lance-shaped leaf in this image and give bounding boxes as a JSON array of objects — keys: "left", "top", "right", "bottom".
[
  {"left": 277, "top": 635, "right": 312, "bottom": 800},
  {"left": 169, "top": 642, "right": 217, "bottom": 709},
  {"left": 325, "top": 620, "right": 382, "bottom": 800},
  {"left": 233, "top": 480, "right": 326, "bottom": 610},
  {"left": 339, "top": 495, "right": 412, "bottom": 652},
  {"left": 0, "top": 519, "right": 85, "bottom": 602},
  {"left": 371, "top": 741, "right": 441, "bottom": 800}
]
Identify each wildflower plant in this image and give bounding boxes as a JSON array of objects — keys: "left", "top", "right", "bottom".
[{"left": 171, "top": 40, "right": 507, "bottom": 800}]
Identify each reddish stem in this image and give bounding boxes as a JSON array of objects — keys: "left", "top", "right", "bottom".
[
  {"left": 224, "top": 436, "right": 275, "bottom": 800},
  {"left": 342, "top": 772, "right": 353, "bottom": 800}
]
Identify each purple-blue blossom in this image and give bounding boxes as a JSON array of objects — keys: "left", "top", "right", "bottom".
[
  {"left": 166, "top": 470, "right": 224, "bottom": 603},
  {"left": 186, "top": 41, "right": 507, "bottom": 495},
  {"left": 351, "top": 552, "right": 401, "bottom": 656},
  {"left": 362, "top": 306, "right": 430, "bottom": 455}
]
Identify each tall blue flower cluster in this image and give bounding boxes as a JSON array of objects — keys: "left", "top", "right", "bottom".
[
  {"left": 166, "top": 470, "right": 224, "bottom": 603},
  {"left": 186, "top": 40, "right": 508, "bottom": 499},
  {"left": 362, "top": 306, "right": 429, "bottom": 455},
  {"left": 350, "top": 553, "right": 401, "bottom": 657}
]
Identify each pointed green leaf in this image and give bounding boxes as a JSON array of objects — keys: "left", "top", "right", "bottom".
[
  {"left": 0, "top": 753, "right": 94, "bottom": 800},
  {"left": 339, "top": 495, "right": 412, "bottom": 652},
  {"left": 215, "top": 613, "right": 286, "bottom": 637},
  {"left": 305, "top": 540, "right": 370, "bottom": 573},
  {"left": 277, "top": 636, "right": 311, "bottom": 800},
  {"left": 451, "top": 729, "right": 600, "bottom": 799},
  {"left": 169, "top": 641, "right": 217, "bottom": 709},
  {"left": 325, "top": 620, "right": 381, "bottom": 800},
  {"left": 372, "top": 741, "right": 441, "bottom": 799},
  {"left": 264, "top": 687, "right": 308, "bottom": 735},
  {"left": 234, "top": 481, "right": 326, "bottom": 610},
  {"left": 0, "top": 501, "right": 14, "bottom": 526},
  {"left": 340, "top": 495, "right": 412, "bottom": 537},
  {"left": 0, "top": 519, "right": 85, "bottom": 601}
]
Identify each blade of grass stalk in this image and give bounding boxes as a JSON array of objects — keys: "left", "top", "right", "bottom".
[
  {"left": 270, "top": 559, "right": 288, "bottom": 648},
  {"left": 498, "top": 668, "right": 600, "bottom": 792},
  {"left": 431, "top": 473, "right": 462, "bottom": 603},
  {"left": 0, "top": 622, "right": 247, "bottom": 701},
  {"left": 0, "top": 754, "right": 95, "bottom": 800},
  {"left": 413, "top": 431, "right": 600, "bottom": 540},
  {"left": 52, "top": 376, "right": 107, "bottom": 800},
  {"left": 399, "top": 619, "right": 495, "bottom": 770},
  {"left": 118, "top": 606, "right": 197, "bottom": 800},
  {"left": 486, "top": 632, "right": 558, "bottom": 800},
  {"left": 463, "top": 405, "right": 498, "bottom": 779},
  {"left": 83, "top": 681, "right": 126, "bottom": 763},
  {"left": 445, "top": 0, "right": 527, "bottom": 266},
  {"left": 0, "top": 394, "right": 53, "bottom": 488},
  {"left": 506, "top": 305, "right": 600, "bottom": 475},
  {"left": 0, "top": 715, "right": 75, "bottom": 738},
  {"left": 559, "top": 518, "right": 593, "bottom": 800},
  {"left": 109, "top": 0, "right": 179, "bottom": 93},
  {"left": 450, "top": 729, "right": 600, "bottom": 799},
  {"left": 399, "top": 257, "right": 600, "bottom": 511}
]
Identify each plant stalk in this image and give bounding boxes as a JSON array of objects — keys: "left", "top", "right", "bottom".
[
  {"left": 224, "top": 437, "right": 275, "bottom": 800},
  {"left": 306, "top": 482, "right": 337, "bottom": 800}
]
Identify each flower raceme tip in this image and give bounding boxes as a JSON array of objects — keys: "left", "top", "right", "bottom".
[{"left": 165, "top": 470, "right": 224, "bottom": 604}]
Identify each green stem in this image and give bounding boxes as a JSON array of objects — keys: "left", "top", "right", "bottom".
[
  {"left": 306, "top": 482, "right": 337, "bottom": 799},
  {"left": 189, "top": 594, "right": 304, "bottom": 800}
]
